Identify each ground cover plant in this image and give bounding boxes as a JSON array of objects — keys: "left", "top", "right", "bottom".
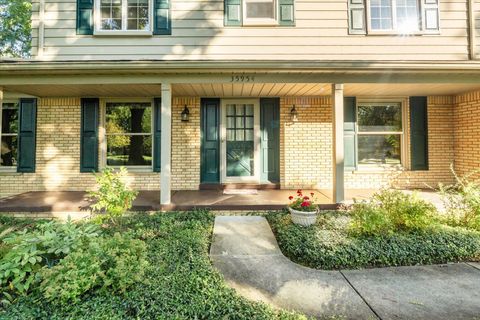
[
  {"left": 267, "top": 189, "right": 480, "bottom": 270},
  {"left": 1, "top": 211, "right": 306, "bottom": 320}
]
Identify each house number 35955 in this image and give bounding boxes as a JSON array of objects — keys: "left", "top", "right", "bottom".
[{"left": 230, "top": 74, "right": 255, "bottom": 82}]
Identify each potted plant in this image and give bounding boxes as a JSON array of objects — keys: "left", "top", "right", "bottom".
[{"left": 287, "top": 189, "right": 318, "bottom": 226}]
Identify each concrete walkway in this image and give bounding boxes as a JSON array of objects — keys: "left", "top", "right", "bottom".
[{"left": 210, "top": 216, "right": 480, "bottom": 320}]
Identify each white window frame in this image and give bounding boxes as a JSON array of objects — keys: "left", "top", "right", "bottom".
[
  {"left": 0, "top": 100, "right": 19, "bottom": 172},
  {"left": 355, "top": 100, "right": 407, "bottom": 170},
  {"left": 366, "top": 0, "right": 424, "bottom": 35},
  {"left": 242, "top": 0, "right": 278, "bottom": 26},
  {"left": 100, "top": 98, "right": 154, "bottom": 172},
  {"left": 94, "top": 0, "right": 154, "bottom": 36}
]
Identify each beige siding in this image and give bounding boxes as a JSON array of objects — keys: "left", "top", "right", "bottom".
[{"left": 31, "top": 0, "right": 470, "bottom": 61}]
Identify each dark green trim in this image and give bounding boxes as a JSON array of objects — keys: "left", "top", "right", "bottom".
[
  {"left": 409, "top": 96, "right": 429, "bottom": 171},
  {"left": 17, "top": 98, "right": 37, "bottom": 173},
  {"left": 153, "top": 0, "right": 171, "bottom": 35},
  {"left": 76, "top": 0, "right": 94, "bottom": 35},
  {"left": 153, "top": 98, "right": 162, "bottom": 172},
  {"left": 278, "top": 0, "right": 295, "bottom": 26},
  {"left": 200, "top": 98, "right": 220, "bottom": 183},
  {"left": 344, "top": 96, "right": 357, "bottom": 170},
  {"left": 80, "top": 98, "right": 99, "bottom": 173},
  {"left": 260, "top": 98, "right": 280, "bottom": 183},
  {"left": 224, "top": 0, "right": 242, "bottom": 26}
]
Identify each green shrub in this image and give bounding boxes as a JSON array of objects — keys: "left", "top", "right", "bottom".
[
  {"left": 439, "top": 168, "right": 480, "bottom": 231},
  {"left": 0, "top": 220, "right": 100, "bottom": 296},
  {"left": 267, "top": 211, "right": 480, "bottom": 270},
  {"left": 88, "top": 167, "right": 138, "bottom": 223},
  {"left": 39, "top": 233, "right": 148, "bottom": 304},
  {"left": 349, "top": 189, "right": 437, "bottom": 236}
]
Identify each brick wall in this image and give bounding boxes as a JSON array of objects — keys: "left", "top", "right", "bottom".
[{"left": 453, "top": 91, "right": 480, "bottom": 178}]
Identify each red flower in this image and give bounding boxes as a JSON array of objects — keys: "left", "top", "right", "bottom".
[
  {"left": 288, "top": 196, "right": 294, "bottom": 200},
  {"left": 303, "top": 196, "right": 309, "bottom": 200},
  {"left": 297, "top": 189, "right": 302, "bottom": 194},
  {"left": 301, "top": 201, "right": 310, "bottom": 207},
  {"left": 310, "top": 192, "right": 314, "bottom": 197}
]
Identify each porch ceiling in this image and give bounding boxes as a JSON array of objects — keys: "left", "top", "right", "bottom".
[{"left": 3, "top": 83, "right": 480, "bottom": 98}]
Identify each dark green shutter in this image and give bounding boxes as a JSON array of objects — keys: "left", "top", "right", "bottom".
[
  {"left": 17, "top": 99, "right": 37, "bottom": 173},
  {"left": 260, "top": 98, "right": 280, "bottom": 183},
  {"left": 77, "top": 0, "right": 94, "bottom": 35},
  {"left": 80, "top": 98, "right": 99, "bottom": 173},
  {"left": 279, "top": 0, "right": 295, "bottom": 26},
  {"left": 348, "top": 0, "right": 366, "bottom": 34},
  {"left": 224, "top": 0, "right": 242, "bottom": 26},
  {"left": 410, "top": 96, "right": 429, "bottom": 170},
  {"left": 154, "top": 0, "right": 171, "bottom": 35},
  {"left": 344, "top": 97, "right": 357, "bottom": 170},
  {"left": 201, "top": 98, "right": 220, "bottom": 183},
  {"left": 153, "top": 98, "right": 162, "bottom": 172}
]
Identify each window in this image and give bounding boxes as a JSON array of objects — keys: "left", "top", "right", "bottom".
[
  {"left": 243, "top": 0, "right": 276, "bottom": 25},
  {"left": 357, "top": 103, "right": 403, "bottom": 166},
  {"left": 97, "top": 0, "right": 151, "bottom": 32},
  {"left": 0, "top": 102, "right": 19, "bottom": 168},
  {"left": 369, "top": 0, "right": 419, "bottom": 32},
  {"left": 105, "top": 102, "right": 152, "bottom": 167}
]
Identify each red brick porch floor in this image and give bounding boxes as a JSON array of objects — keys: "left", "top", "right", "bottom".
[{"left": 0, "top": 189, "right": 442, "bottom": 214}]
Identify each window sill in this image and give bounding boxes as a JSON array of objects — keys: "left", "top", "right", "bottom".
[
  {"left": 0, "top": 169, "right": 21, "bottom": 176},
  {"left": 352, "top": 165, "right": 404, "bottom": 173},
  {"left": 365, "top": 31, "right": 440, "bottom": 36},
  {"left": 108, "top": 166, "right": 154, "bottom": 173},
  {"left": 94, "top": 30, "right": 153, "bottom": 37}
]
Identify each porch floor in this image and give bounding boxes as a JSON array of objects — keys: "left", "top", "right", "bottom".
[{"left": 0, "top": 189, "right": 443, "bottom": 214}]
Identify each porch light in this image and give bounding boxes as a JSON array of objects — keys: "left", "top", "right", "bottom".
[
  {"left": 290, "top": 105, "right": 298, "bottom": 122},
  {"left": 181, "top": 105, "right": 190, "bottom": 122}
]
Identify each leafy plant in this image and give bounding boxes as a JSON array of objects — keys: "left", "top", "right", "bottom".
[
  {"left": 0, "top": 0, "right": 31, "bottom": 58},
  {"left": 439, "top": 167, "right": 480, "bottom": 231},
  {"left": 349, "top": 189, "right": 437, "bottom": 236},
  {"left": 0, "top": 219, "right": 100, "bottom": 296},
  {"left": 287, "top": 189, "right": 318, "bottom": 212},
  {"left": 39, "top": 233, "right": 148, "bottom": 304},
  {"left": 88, "top": 167, "right": 138, "bottom": 223}
]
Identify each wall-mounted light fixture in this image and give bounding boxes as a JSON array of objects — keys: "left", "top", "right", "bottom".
[
  {"left": 181, "top": 105, "right": 190, "bottom": 122},
  {"left": 290, "top": 104, "right": 298, "bottom": 122}
]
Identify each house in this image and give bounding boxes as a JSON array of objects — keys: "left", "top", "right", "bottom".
[{"left": 0, "top": 0, "right": 480, "bottom": 208}]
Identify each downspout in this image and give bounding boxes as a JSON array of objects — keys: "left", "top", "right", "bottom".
[
  {"left": 468, "top": 0, "right": 476, "bottom": 60},
  {"left": 37, "top": 0, "right": 45, "bottom": 58}
]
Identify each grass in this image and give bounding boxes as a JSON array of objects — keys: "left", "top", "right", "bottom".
[
  {"left": 266, "top": 210, "right": 480, "bottom": 270},
  {"left": 1, "top": 211, "right": 307, "bottom": 320}
]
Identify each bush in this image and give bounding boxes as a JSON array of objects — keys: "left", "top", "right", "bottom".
[
  {"left": 39, "top": 233, "right": 148, "bottom": 304},
  {"left": 267, "top": 211, "right": 480, "bottom": 270},
  {"left": 349, "top": 189, "right": 437, "bottom": 236},
  {"left": 88, "top": 167, "right": 138, "bottom": 223},
  {"left": 0, "top": 220, "right": 100, "bottom": 296},
  {"left": 439, "top": 169, "right": 480, "bottom": 231}
]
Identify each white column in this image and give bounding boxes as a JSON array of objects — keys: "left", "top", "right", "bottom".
[
  {"left": 160, "top": 83, "right": 172, "bottom": 205},
  {"left": 332, "top": 84, "right": 345, "bottom": 204}
]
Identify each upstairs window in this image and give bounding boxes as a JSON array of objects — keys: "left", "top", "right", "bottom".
[
  {"left": 347, "top": 0, "right": 439, "bottom": 35},
  {"left": 96, "top": 0, "right": 152, "bottom": 33},
  {"left": 243, "top": 0, "right": 276, "bottom": 25},
  {"left": 224, "top": 0, "right": 294, "bottom": 26}
]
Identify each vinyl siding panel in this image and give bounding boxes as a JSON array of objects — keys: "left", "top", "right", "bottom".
[{"left": 31, "top": 0, "right": 470, "bottom": 61}]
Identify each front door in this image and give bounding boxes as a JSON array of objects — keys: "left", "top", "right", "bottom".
[{"left": 220, "top": 99, "right": 260, "bottom": 183}]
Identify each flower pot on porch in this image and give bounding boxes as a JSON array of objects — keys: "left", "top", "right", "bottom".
[{"left": 288, "top": 207, "right": 318, "bottom": 226}]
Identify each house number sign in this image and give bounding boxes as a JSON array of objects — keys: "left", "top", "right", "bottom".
[{"left": 230, "top": 74, "right": 255, "bottom": 82}]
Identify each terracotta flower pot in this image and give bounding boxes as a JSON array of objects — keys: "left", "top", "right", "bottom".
[{"left": 288, "top": 207, "right": 318, "bottom": 226}]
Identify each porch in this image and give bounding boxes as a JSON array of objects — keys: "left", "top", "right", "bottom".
[{"left": 0, "top": 189, "right": 444, "bottom": 217}]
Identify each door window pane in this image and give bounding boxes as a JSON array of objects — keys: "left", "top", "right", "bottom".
[{"left": 358, "top": 135, "right": 401, "bottom": 165}]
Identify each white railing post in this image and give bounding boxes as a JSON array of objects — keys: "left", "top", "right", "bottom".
[
  {"left": 160, "top": 83, "right": 172, "bottom": 205},
  {"left": 332, "top": 84, "right": 345, "bottom": 203}
]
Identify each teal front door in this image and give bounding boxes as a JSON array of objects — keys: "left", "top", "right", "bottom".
[{"left": 221, "top": 100, "right": 260, "bottom": 183}]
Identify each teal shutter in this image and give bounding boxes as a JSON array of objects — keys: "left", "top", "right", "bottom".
[
  {"left": 80, "top": 98, "right": 99, "bottom": 173},
  {"left": 17, "top": 99, "right": 37, "bottom": 173},
  {"left": 153, "top": 98, "right": 162, "bottom": 172},
  {"left": 224, "top": 0, "right": 242, "bottom": 26},
  {"left": 344, "top": 97, "right": 357, "bottom": 170},
  {"left": 77, "top": 0, "right": 94, "bottom": 35},
  {"left": 154, "top": 0, "right": 171, "bottom": 35},
  {"left": 200, "top": 98, "right": 220, "bottom": 183},
  {"left": 423, "top": 0, "right": 440, "bottom": 33},
  {"left": 348, "top": 0, "right": 366, "bottom": 34},
  {"left": 410, "top": 96, "right": 429, "bottom": 170},
  {"left": 260, "top": 98, "right": 280, "bottom": 183},
  {"left": 279, "top": 0, "right": 295, "bottom": 26}
]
